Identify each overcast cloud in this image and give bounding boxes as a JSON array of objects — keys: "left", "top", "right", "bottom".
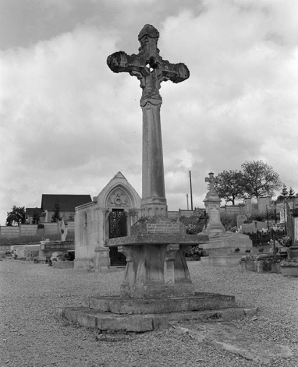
[{"left": 0, "top": 0, "right": 298, "bottom": 224}]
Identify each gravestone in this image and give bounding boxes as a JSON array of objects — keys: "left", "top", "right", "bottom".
[
  {"left": 61, "top": 25, "right": 257, "bottom": 331},
  {"left": 201, "top": 172, "right": 253, "bottom": 266},
  {"left": 203, "top": 172, "right": 225, "bottom": 236}
]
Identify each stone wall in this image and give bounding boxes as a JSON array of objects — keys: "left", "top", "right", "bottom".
[
  {"left": 220, "top": 205, "right": 245, "bottom": 216},
  {"left": 0, "top": 221, "right": 75, "bottom": 246},
  {"left": 0, "top": 226, "right": 20, "bottom": 238}
]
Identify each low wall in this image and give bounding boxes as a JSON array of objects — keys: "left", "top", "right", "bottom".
[
  {"left": 0, "top": 222, "right": 75, "bottom": 247},
  {"left": 0, "top": 226, "right": 20, "bottom": 238}
]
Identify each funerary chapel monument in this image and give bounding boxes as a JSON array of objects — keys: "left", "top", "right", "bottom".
[{"left": 63, "top": 25, "right": 256, "bottom": 332}]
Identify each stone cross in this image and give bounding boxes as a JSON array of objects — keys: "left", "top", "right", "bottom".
[
  {"left": 205, "top": 172, "right": 219, "bottom": 193},
  {"left": 107, "top": 24, "right": 190, "bottom": 217}
]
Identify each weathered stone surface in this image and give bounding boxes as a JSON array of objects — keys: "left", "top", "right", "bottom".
[
  {"left": 131, "top": 216, "right": 186, "bottom": 235},
  {"left": 105, "top": 230, "right": 208, "bottom": 298},
  {"left": 174, "top": 323, "right": 294, "bottom": 365},
  {"left": 106, "top": 233, "right": 208, "bottom": 247},
  {"left": 85, "top": 292, "right": 236, "bottom": 314},
  {"left": 201, "top": 254, "right": 244, "bottom": 266},
  {"left": 61, "top": 306, "right": 257, "bottom": 332}
]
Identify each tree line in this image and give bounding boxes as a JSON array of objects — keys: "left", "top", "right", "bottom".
[{"left": 215, "top": 160, "right": 294, "bottom": 205}]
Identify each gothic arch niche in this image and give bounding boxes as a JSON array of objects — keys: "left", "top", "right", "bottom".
[
  {"left": 105, "top": 185, "right": 134, "bottom": 209},
  {"left": 105, "top": 185, "right": 135, "bottom": 266}
]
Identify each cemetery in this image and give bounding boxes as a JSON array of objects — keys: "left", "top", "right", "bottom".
[
  {"left": 1, "top": 23, "right": 298, "bottom": 367},
  {"left": 60, "top": 25, "right": 297, "bottom": 338}
]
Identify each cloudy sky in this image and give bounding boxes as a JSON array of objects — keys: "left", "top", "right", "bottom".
[{"left": 0, "top": 0, "right": 298, "bottom": 225}]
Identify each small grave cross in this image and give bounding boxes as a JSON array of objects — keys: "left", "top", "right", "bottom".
[{"left": 205, "top": 172, "right": 219, "bottom": 193}]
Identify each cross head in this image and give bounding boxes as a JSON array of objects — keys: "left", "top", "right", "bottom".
[
  {"left": 205, "top": 172, "right": 219, "bottom": 192},
  {"left": 107, "top": 24, "right": 190, "bottom": 105}
]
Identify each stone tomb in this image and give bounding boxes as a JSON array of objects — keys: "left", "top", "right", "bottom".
[
  {"left": 61, "top": 25, "right": 256, "bottom": 332},
  {"left": 74, "top": 172, "right": 141, "bottom": 271}
]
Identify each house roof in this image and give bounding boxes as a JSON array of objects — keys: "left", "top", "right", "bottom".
[
  {"left": 26, "top": 208, "right": 42, "bottom": 216},
  {"left": 41, "top": 194, "right": 92, "bottom": 211}
]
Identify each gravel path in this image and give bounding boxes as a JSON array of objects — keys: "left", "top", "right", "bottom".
[{"left": 0, "top": 259, "right": 297, "bottom": 367}]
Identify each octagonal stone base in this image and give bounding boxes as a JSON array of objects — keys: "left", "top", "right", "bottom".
[{"left": 60, "top": 292, "right": 257, "bottom": 332}]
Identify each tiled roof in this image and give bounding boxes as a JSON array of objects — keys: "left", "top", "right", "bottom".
[
  {"left": 41, "top": 194, "right": 92, "bottom": 211},
  {"left": 26, "top": 208, "right": 42, "bottom": 216}
]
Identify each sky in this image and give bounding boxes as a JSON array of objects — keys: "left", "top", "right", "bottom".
[{"left": 0, "top": 0, "right": 298, "bottom": 225}]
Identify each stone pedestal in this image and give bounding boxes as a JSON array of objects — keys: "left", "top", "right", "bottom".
[
  {"left": 203, "top": 173, "right": 225, "bottom": 236},
  {"left": 106, "top": 217, "right": 207, "bottom": 298}
]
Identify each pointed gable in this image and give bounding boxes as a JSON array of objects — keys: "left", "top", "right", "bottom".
[{"left": 96, "top": 172, "right": 141, "bottom": 208}]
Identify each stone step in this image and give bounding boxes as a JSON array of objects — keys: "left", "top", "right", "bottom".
[
  {"left": 82, "top": 292, "right": 236, "bottom": 314},
  {"left": 59, "top": 306, "right": 257, "bottom": 332}
]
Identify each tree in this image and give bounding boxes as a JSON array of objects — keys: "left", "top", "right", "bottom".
[
  {"left": 280, "top": 184, "right": 288, "bottom": 198},
  {"left": 6, "top": 206, "right": 27, "bottom": 226},
  {"left": 288, "top": 187, "right": 295, "bottom": 198},
  {"left": 215, "top": 170, "right": 245, "bottom": 205},
  {"left": 277, "top": 184, "right": 295, "bottom": 201},
  {"left": 241, "top": 160, "right": 282, "bottom": 199},
  {"left": 51, "top": 201, "right": 61, "bottom": 223}
]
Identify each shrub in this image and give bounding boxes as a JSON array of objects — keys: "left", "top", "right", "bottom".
[
  {"left": 180, "top": 216, "right": 205, "bottom": 235},
  {"left": 220, "top": 213, "right": 237, "bottom": 231}
]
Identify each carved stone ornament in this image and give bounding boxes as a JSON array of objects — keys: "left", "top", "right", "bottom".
[
  {"left": 107, "top": 24, "right": 190, "bottom": 105},
  {"left": 108, "top": 188, "right": 129, "bottom": 207}
]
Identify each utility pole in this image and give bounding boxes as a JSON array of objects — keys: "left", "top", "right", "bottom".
[
  {"left": 186, "top": 194, "right": 189, "bottom": 210},
  {"left": 189, "top": 171, "right": 193, "bottom": 211}
]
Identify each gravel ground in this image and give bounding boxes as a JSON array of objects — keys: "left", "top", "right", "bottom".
[{"left": 0, "top": 259, "right": 298, "bottom": 367}]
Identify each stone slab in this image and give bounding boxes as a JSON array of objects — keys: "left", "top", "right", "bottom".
[
  {"left": 60, "top": 306, "right": 258, "bottom": 332},
  {"left": 173, "top": 323, "right": 294, "bottom": 365},
  {"left": 83, "top": 292, "right": 236, "bottom": 314},
  {"left": 200, "top": 255, "right": 244, "bottom": 266},
  {"left": 105, "top": 233, "right": 208, "bottom": 247}
]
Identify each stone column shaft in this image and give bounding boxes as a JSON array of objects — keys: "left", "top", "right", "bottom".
[{"left": 141, "top": 99, "right": 167, "bottom": 217}]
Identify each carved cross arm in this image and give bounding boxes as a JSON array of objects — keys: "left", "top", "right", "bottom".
[
  {"left": 161, "top": 60, "right": 190, "bottom": 83},
  {"left": 107, "top": 51, "right": 149, "bottom": 78}
]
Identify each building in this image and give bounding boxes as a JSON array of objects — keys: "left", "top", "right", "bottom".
[
  {"left": 74, "top": 172, "right": 141, "bottom": 271},
  {"left": 40, "top": 194, "right": 92, "bottom": 222},
  {"left": 25, "top": 194, "right": 92, "bottom": 224},
  {"left": 26, "top": 208, "right": 43, "bottom": 224}
]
